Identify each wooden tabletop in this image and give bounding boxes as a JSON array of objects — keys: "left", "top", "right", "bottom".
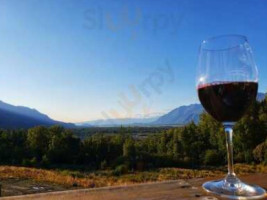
[{"left": 1, "top": 174, "right": 266, "bottom": 200}]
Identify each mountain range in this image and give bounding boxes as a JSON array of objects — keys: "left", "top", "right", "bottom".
[
  {"left": 152, "top": 104, "right": 203, "bottom": 125},
  {"left": 76, "top": 116, "right": 160, "bottom": 127},
  {"left": 0, "top": 100, "right": 75, "bottom": 129},
  {"left": 78, "top": 92, "right": 266, "bottom": 127},
  {"left": 0, "top": 92, "right": 265, "bottom": 129}
]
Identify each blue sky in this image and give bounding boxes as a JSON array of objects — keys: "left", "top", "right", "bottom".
[{"left": 0, "top": 0, "right": 266, "bottom": 122}]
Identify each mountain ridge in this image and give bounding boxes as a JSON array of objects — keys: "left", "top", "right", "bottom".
[
  {"left": 78, "top": 92, "right": 266, "bottom": 127},
  {"left": 0, "top": 92, "right": 264, "bottom": 129},
  {"left": 0, "top": 100, "right": 75, "bottom": 129},
  {"left": 77, "top": 116, "right": 160, "bottom": 127}
]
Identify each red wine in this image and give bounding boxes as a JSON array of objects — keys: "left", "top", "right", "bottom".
[{"left": 198, "top": 81, "right": 258, "bottom": 122}]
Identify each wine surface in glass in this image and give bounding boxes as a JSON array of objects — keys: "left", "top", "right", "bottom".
[{"left": 198, "top": 81, "right": 258, "bottom": 122}]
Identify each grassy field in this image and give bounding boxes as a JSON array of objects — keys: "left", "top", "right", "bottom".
[{"left": 0, "top": 164, "right": 266, "bottom": 189}]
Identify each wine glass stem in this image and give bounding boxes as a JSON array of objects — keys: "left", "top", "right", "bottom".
[{"left": 224, "top": 122, "right": 236, "bottom": 178}]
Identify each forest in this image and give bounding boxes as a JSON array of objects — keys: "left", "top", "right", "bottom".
[{"left": 0, "top": 95, "right": 266, "bottom": 175}]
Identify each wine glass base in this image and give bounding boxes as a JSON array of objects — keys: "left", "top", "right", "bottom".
[{"left": 202, "top": 178, "right": 266, "bottom": 199}]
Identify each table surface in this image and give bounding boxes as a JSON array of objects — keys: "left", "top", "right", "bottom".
[{"left": 1, "top": 174, "right": 266, "bottom": 200}]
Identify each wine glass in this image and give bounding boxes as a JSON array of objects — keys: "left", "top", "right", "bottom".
[{"left": 196, "top": 35, "right": 266, "bottom": 199}]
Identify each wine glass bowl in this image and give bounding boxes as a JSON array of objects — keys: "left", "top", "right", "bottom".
[
  {"left": 197, "top": 35, "right": 258, "bottom": 87},
  {"left": 197, "top": 35, "right": 266, "bottom": 199}
]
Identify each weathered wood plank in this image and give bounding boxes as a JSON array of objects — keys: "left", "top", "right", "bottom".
[{"left": 1, "top": 174, "right": 266, "bottom": 200}]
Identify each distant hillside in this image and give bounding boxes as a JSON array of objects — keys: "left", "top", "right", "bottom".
[
  {"left": 152, "top": 92, "right": 266, "bottom": 125},
  {"left": 77, "top": 116, "right": 159, "bottom": 127},
  {"left": 77, "top": 92, "right": 266, "bottom": 127},
  {"left": 0, "top": 101, "right": 75, "bottom": 129},
  {"left": 152, "top": 104, "right": 203, "bottom": 125}
]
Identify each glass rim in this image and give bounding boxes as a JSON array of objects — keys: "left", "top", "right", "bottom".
[
  {"left": 200, "top": 34, "right": 248, "bottom": 51},
  {"left": 196, "top": 80, "right": 259, "bottom": 89}
]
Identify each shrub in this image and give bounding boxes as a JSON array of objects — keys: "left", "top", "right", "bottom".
[
  {"left": 30, "top": 157, "right": 38, "bottom": 166},
  {"left": 41, "top": 155, "right": 50, "bottom": 167},
  {"left": 235, "top": 152, "right": 245, "bottom": 163},
  {"left": 253, "top": 141, "right": 266, "bottom": 163},
  {"left": 204, "top": 149, "right": 221, "bottom": 166},
  {"left": 111, "top": 156, "right": 127, "bottom": 168},
  {"left": 265, "top": 151, "right": 267, "bottom": 165},
  {"left": 112, "top": 164, "right": 129, "bottom": 176},
  {"left": 100, "top": 160, "right": 107, "bottom": 170},
  {"left": 22, "top": 159, "right": 31, "bottom": 166}
]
